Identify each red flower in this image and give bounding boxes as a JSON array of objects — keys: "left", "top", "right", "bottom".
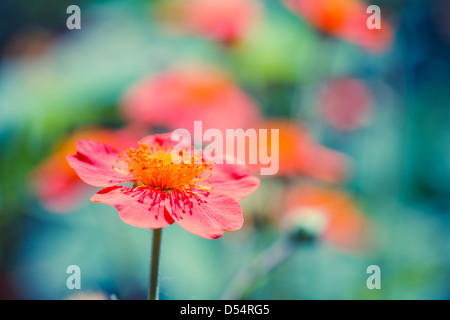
[
  {"left": 120, "top": 65, "right": 261, "bottom": 135},
  {"left": 66, "top": 132, "right": 260, "bottom": 239},
  {"left": 31, "top": 127, "right": 140, "bottom": 213},
  {"left": 283, "top": 0, "right": 393, "bottom": 53}
]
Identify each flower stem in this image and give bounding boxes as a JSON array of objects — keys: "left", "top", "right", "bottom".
[
  {"left": 221, "top": 229, "right": 312, "bottom": 300},
  {"left": 148, "top": 228, "right": 162, "bottom": 300},
  {"left": 221, "top": 236, "right": 295, "bottom": 300}
]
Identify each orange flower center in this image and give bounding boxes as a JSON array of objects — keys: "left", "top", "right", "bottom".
[{"left": 116, "top": 143, "right": 212, "bottom": 193}]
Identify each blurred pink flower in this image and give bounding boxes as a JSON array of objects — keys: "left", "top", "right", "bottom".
[
  {"left": 318, "top": 78, "right": 372, "bottom": 131},
  {"left": 157, "top": 0, "right": 262, "bottom": 44},
  {"left": 31, "top": 127, "right": 141, "bottom": 213},
  {"left": 283, "top": 0, "right": 393, "bottom": 53},
  {"left": 120, "top": 65, "right": 261, "bottom": 134}
]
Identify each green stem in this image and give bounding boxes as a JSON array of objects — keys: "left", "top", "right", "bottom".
[
  {"left": 221, "top": 235, "right": 297, "bottom": 300},
  {"left": 148, "top": 228, "right": 162, "bottom": 300}
]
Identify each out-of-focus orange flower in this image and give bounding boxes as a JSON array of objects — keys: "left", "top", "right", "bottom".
[
  {"left": 249, "top": 119, "right": 349, "bottom": 183},
  {"left": 318, "top": 78, "right": 372, "bottom": 131},
  {"left": 120, "top": 65, "right": 261, "bottom": 134},
  {"left": 157, "top": 0, "right": 262, "bottom": 44},
  {"left": 283, "top": 0, "right": 393, "bottom": 53},
  {"left": 31, "top": 127, "right": 141, "bottom": 213},
  {"left": 279, "top": 184, "right": 368, "bottom": 251}
]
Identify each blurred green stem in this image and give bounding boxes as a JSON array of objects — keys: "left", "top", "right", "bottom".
[
  {"left": 221, "top": 234, "right": 298, "bottom": 300},
  {"left": 148, "top": 228, "right": 162, "bottom": 300}
]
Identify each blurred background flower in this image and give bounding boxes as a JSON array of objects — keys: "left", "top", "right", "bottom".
[
  {"left": 1, "top": 0, "right": 450, "bottom": 300},
  {"left": 247, "top": 119, "right": 349, "bottom": 182},
  {"left": 283, "top": 0, "right": 393, "bottom": 52},
  {"left": 120, "top": 64, "right": 261, "bottom": 134},
  {"left": 30, "top": 126, "right": 142, "bottom": 213},
  {"left": 277, "top": 183, "right": 369, "bottom": 252},
  {"left": 156, "top": 0, "right": 263, "bottom": 45},
  {"left": 317, "top": 77, "right": 373, "bottom": 131}
]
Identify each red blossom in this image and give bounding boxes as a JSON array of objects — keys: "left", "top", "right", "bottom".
[{"left": 66, "top": 132, "right": 260, "bottom": 239}]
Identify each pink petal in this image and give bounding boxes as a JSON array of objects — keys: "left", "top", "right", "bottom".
[
  {"left": 207, "top": 154, "right": 251, "bottom": 178},
  {"left": 67, "top": 140, "right": 134, "bottom": 187},
  {"left": 165, "top": 190, "right": 244, "bottom": 239},
  {"left": 91, "top": 186, "right": 175, "bottom": 229},
  {"left": 209, "top": 175, "right": 260, "bottom": 201},
  {"left": 203, "top": 160, "right": 260, "bottom": 201}
]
